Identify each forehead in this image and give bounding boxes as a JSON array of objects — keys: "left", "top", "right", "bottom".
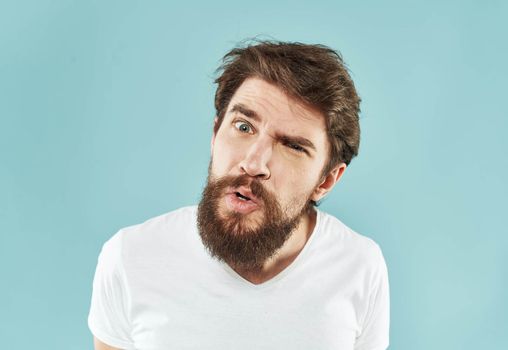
[{"left": 226, "top": 77, "right": 329, "bottom": 150}]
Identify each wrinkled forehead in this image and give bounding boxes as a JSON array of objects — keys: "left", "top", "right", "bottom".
[{"left": 225, "top": 77, "right": 329, "bottom": 151}]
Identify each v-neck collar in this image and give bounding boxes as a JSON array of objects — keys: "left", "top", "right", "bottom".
[{"left": 215, "top": 208, "right": 323, "bottom": 290}]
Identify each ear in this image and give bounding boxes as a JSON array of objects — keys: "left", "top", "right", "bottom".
[
  {"left": 310, "top": 163, "right": 347, "bottom": 202},
  {"left": 211, "top": 117, "right": 218, "bottom": 156}
]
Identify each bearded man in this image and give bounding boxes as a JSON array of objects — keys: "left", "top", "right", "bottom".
[{"left": 88, "top": 40, "right": 390, "bottom": 350}]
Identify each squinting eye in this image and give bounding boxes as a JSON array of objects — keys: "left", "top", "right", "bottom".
[
  {"left": 234, "top": 121, "right": 253, "bottom": 134},
  {"left": 287, "top": 143, "right": 305, "bottom": 153}
]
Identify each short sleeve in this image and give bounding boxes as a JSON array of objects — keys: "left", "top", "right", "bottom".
[
  {"left": 87, "top": 231, "right": 135, "bottom": 349},
  {"left": 354, "top": 245, "right": 390, "bottom": 350}
]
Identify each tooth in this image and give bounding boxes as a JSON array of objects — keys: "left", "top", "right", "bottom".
[{"left": 235, "top": 192, "right": 250, "bottom": 201}]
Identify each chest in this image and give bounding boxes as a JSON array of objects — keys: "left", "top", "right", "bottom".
[{"left": 126, "top": 265, "right": 360, "bottom": 350}]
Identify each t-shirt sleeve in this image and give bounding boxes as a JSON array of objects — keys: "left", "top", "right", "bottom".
[
  {"left": 88, "top": 231, "right": 136, "bottom": 350},
  {"left": 354, "top": 244, "right": 390, "bottom": 350}
]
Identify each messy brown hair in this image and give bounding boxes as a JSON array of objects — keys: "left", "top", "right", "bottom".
[{"left": 214, "top": 39, "right": 361, "bottom": 179}]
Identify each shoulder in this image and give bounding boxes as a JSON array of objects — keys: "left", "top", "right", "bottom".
[
  {"left": 316, "top": 210, "right": 386, "bottom": 269},
  {"left": 100, "top": 205, "right": 198, "bottom": 262}
]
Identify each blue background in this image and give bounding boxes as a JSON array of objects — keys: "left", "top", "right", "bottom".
[{"left": 1, "top": 1, "right": 507, "bottom": 349}]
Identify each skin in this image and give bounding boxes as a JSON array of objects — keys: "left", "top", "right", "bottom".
[
  {"left": 211, "top": 76, "right": 347, "bottom": 284},
  {"left": 94, "top": 336, "right": 121, "bottom": 350},
  {"left": 93, "top": 76, "right": 347, "bottom": 350}
]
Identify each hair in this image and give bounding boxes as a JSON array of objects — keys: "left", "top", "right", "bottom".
[{"left": 213, "top": 39, "right": 361, "bottom": 183}]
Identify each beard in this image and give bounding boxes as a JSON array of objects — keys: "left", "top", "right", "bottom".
[{"left": 197, "top": 172, "right": 313, "bottom": 272}]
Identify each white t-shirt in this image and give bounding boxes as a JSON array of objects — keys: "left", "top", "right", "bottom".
[{"left": 88, "top": 206, "right": 389, "bottom": 350}]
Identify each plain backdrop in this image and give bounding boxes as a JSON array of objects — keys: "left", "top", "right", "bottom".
[{"left": 1, "top": 1, "right": 507, "bottom": 349}]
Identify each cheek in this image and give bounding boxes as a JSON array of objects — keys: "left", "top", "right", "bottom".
[
  {"left": 271, "top": 164, "right": 316, "bottom": 203},
  {"left": 293, "top": 170, "right": 318, "bottom": 195},
  {"left": 211, "top": 133, "right": 243, "bottom": 174}
]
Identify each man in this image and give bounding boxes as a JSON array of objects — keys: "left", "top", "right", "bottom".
[{"left": 88, "top": 40, "right": 390, "bottom": 350}]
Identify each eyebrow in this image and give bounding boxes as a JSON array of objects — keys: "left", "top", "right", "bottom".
[
  {"left": 229, "top": 103, "right": 317, "bottom": 153},
  {"left": 230, "top": 103, "right": 261, "bottom": 121}
]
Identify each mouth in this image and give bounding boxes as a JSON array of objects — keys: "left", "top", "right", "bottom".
[
  {"left": 224, "top": 187, "right": 261, "bottom": 214},
  {"left": 231, "top": 187, "right": 260, "bottom": 205},
  {"left": 235, "top": 192, "right": 251, "bottom": 201}
]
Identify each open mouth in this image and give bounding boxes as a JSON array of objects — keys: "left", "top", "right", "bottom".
[
  {"left": 235, "top": 192, "right": 251, "bottom": 201},
  {"left": 225, "top": 189, "right": 259, "bottom": 214}
]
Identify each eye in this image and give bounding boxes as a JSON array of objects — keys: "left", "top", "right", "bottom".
[
  {"left": 234, "top": 121, "right": 253, "bottom": 134},
  {"left": 286, "top": 143, "right": 306, "bottom": 153}
]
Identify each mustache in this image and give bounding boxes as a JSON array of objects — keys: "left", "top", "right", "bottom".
[{"left": 214, "top": 174, "right": 272, "bottom": 202}]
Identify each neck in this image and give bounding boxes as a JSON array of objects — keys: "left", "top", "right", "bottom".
[{"left": 231, "top": 207, "right": 317, "bottom": 285}]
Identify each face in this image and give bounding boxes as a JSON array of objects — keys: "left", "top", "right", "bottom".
[{"left": 197, "top": 77, "right": 337, "bottom": 270}]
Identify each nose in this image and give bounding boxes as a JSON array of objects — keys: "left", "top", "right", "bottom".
[{"left": 238, "top": 136, "right": 272, "bottom": 180}]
